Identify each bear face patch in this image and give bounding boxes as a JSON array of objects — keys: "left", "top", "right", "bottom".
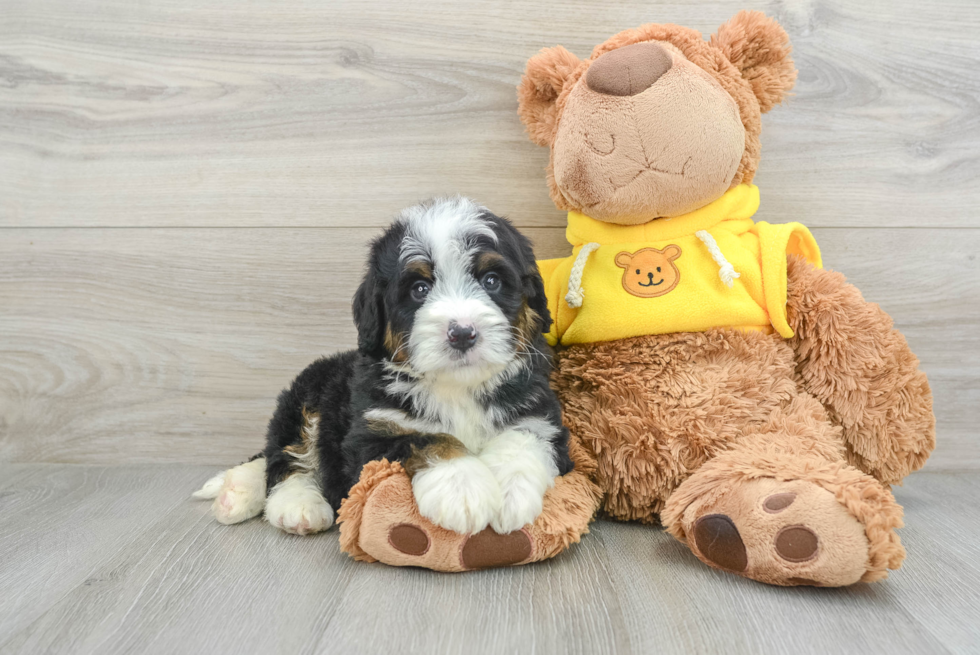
[{"left": 615, "top": 245, "right": 681, "bottom": 298}]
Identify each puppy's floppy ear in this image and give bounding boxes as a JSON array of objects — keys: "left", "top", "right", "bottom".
[
  {"left": 523, "top": 260, "right": 552, "bottom": 335},
  {"left": 513, "top": 230, "right": 553, "bottom": 335},
  {"left": 517, "top": 45, "right": 582, "bottom": 147},
  {"left": 710, "top": 10, "right": 797, "bottom": 113},
  {"left": 352, "top": 257, "right": 387, "bottom": 358}
]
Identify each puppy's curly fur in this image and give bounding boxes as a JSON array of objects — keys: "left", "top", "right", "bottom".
[{"left": 196, "top": 198, "right": 574, "bottom": 538}]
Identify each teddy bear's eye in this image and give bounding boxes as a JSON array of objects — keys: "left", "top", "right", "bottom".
[
  {"left": 636, "top": 269, "right": 640, "bottom": 275},
  {"left": 657, "top": 267, "right": 661, "bottom": 272}
]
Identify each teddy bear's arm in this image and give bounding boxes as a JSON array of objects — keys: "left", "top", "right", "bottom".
[{"left": 785, "top": 256, "right": 935, "bottom": 485}]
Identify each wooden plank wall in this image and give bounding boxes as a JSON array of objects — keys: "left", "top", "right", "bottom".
[{"left": 1, "top": 0, "right": 978, "bottom": 467}]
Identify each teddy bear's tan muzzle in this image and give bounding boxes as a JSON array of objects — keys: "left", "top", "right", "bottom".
[{"left": 586, "top": 42, "right": 672, "bottom": 96}]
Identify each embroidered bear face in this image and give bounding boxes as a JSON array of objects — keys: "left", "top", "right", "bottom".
[{"left": 615, "top": 245, "right": 681, "bottom": 298}]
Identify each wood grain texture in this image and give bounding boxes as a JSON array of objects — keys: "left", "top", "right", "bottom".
[
  {"left": 1, "top": 0, "right": 979, "bottom": 228},
  {"left": 0, "top": 466, "right": 977, "bottom": 654},
  {"left": 0, "top": 465, "right": 210, "bottom": 641},
  {"left": 1, "top": 227, "right": 975, "bottom": 467}
]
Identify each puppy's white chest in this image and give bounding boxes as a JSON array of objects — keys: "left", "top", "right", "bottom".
[
  {"left": 442, "top": 399, "right": 493, "bottom": 452},
  {"left": 421, "top": 384, "right": 496, "bottom": 452}
]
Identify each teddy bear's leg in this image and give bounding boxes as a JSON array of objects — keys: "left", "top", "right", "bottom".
[
  {"left": 661, "top": 395, "right": 905, "bottom": 586},
  {"left": 336, "top": 460, "right": 601, "bottom": 571},
  {"left": 786, "top": 255, "right": 935, "bottom": 485}
]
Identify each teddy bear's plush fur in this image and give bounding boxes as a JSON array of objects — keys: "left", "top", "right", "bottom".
[{"left": 519, "top": 11, "right": 935, "bottom": 586}]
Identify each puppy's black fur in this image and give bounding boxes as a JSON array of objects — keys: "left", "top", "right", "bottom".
[{"left": 261, "top": 206, "right": 572, "bottom": 512}]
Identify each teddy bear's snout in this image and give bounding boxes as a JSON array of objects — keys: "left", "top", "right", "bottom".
[{"left": 586, "top": 42, "right": 672, "bottom": 97}]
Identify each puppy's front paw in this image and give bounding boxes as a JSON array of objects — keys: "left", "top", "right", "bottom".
[
  {"left": 265, "top": 473, "right": 334, "bottom": 536},
  {"left": 412, "top": 456, "right": 502, "bottom": 535},
  {"left": 491, "top": 475, "right": 546, "bottom": 534},
  {"left": 480, "top": 429, "right": 557, "bottom": 534}
]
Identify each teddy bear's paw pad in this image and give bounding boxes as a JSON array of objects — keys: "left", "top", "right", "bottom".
[
  {"left": 685, "top": 478, "right": 871, "bottom": 587},
  {"left": 388, "top": 523, "right": 430, "bottom": 556},
  {"left": 692, "top": 514, "right": 747, "bottom": 572},
  {"left": 774, "top": 525, "right": 819, "bottom": 563},
  {"left": 460, "top": 528, "right": 533, "bottom": 570},
  {"left": 763, "top": 492, "right": 796, "bottom": 513}
]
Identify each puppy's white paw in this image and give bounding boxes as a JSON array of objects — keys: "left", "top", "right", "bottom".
[
  {"left": 412, "top": 456, "right": 502, "bottom": 535},
  {"left": 212, "top": 459, "right": 267, "bottom": 525},
  {"left": 192, "top": 471, "right": 227, "bottom": 500},
  {"left": 480, "top": 429, "right": 558, "bottom": 534},
  {"left": 265, "top": 473, "right": 334, "bottom": 536},
  {"left": 491, "top": 475, "right": 546, "bottom": 534}
]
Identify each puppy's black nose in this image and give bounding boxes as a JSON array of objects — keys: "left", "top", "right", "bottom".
[{"left": 447, "top": 322, "right": 478, "bottom": 352}]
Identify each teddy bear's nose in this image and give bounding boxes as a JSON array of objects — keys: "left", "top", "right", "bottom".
[{"left": 586, "top": 42, "right": 673, "bottom": 96}]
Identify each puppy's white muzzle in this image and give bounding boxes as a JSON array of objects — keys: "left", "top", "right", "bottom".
[{"left": 410, "top": 295, "right": 513, "bottom": 379}]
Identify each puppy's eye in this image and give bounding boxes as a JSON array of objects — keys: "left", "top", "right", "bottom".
[
  {"left": 410, "top": 281, "right": 431, "bottom": 302},
  {"left": 481, "top": 272, "right": 501, "bottom": 292}
]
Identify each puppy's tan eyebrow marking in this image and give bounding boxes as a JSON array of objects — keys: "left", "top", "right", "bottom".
[
  {"left": 405, "top": 260, "right": 433, "bottom": 279},
  {"left": 475, "top": 251, "right": 504, "bottom": 273}
]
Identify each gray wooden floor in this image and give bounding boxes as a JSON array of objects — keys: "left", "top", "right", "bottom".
[{"left": 0, "top": 466, "right": 976, "bottom": 655}]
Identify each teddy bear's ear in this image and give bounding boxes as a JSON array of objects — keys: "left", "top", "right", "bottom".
[
  {"left": 710, "top": 10, "right": 797, "bottom": 113},
  {"left": 517, "top": 45, "right": 582, "bottom": 146}
]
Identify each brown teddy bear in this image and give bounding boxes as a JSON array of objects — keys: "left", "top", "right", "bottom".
[{"left": 517, "top": 10, "right": 936, "bottom": 586}]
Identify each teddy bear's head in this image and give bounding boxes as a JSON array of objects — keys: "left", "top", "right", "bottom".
[{"left": 518, "top": 11, "right": 796, "bottom": 225}]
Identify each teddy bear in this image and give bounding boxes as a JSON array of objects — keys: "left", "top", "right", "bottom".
[
  {"left": 515, "top": 10, "right": 936, "bottom": 586},
  {"left": 335, "top": 11, "right": 934, "bottom": 584}
]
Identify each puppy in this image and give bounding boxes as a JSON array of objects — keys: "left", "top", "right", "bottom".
[{"left": 194, "top": 197, "right": 573, "bottom": 536}]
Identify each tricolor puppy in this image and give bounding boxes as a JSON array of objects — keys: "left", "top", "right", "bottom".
[{"left": 194, "top": 197, "right": 573, "bottom": 536}]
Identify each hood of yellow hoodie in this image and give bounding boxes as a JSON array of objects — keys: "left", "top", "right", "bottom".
[{"left": 566, "top": 184, "right": 761, "bottom": 246}]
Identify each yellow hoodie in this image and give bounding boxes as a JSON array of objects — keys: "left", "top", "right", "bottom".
[{"left": 537, "top": 184, "right": 821, "bottom": 347}]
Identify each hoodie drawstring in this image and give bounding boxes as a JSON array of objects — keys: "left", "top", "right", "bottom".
[
  {"left": 695, "top": 230, "right": 740, "bottom": 288},
  {"left": 564, "top": 242, "right": 601, "bottom": 308}
]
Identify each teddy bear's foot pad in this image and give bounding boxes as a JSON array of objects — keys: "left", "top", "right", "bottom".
[
  {"left": 338, "top": 459, "right": 600, "bottom": 572},
  {"left": 681, "top": 478, "right": 874, "bottom": 586},
  {"left": 692, "top": 514, "right": 747, "bottom": 572},
  {"left": 460, "top": 528, "right": 533, "bottom": 569},
  {"left": 774, "top": 525, "right": 819, "bottom": 562},
  {"left": 693, "top": 513, "right": 822, "bottom": 575},
  {"left": 388, "top": 524, "right": 430, "bottom": 556},
  {"left": 386, "top": 523, "right": 533, "bottom": 569}
]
